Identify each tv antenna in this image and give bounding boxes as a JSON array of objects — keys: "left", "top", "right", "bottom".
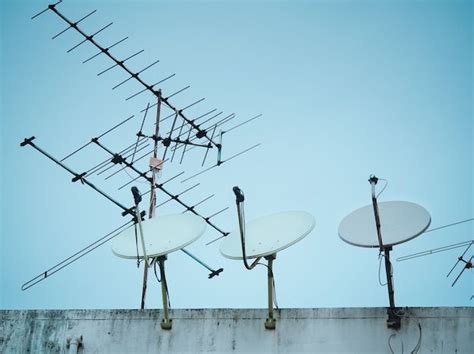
[
  {"left": 22, "top": 1, "right": 262, "bottom": 320},
  {"left": 398, "top": 239, "right": 473, "bottom": 290},
  {"left": 338, "top": 175, "right": 431, "bottom": 329},
  {"left": 220, "top": 187, "right": 316, "bottom": 329}
]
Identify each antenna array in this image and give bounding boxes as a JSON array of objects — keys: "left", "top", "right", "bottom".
[
  {"left": 22, "top": 1, "right": 262, "bottom": 326},
  {"left": 398, "top": 239, "right": 473, "bottom": 289}
]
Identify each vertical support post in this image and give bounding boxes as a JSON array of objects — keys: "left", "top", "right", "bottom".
[
  {"left": 369, "top": 175, "right": 401, "bottom": 329},
  {"left": 384, "top": 247, "right": 395, "bottom": 308},
  {"left": 383, "top": 246, "right": 400, "bottom": 328},
  {"left": 140, "top": 265, "right": 148, "bottom": 310},
  {"left": 264, "top": 254, "right": 276, "bottom": 330},
  {"left": 141, "top": 93, "right": 162, "bottom": 310},
  {"left": 131, "top": 190, "right": 149, "bottom": 310},
  {"left": 158, "top": 255, "right": 172, "bottom": 330},
  {"left": 149, "top": 91, "right": 162, "bottom": 219}
]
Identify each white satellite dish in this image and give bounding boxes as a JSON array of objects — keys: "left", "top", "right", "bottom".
[
  {"left": 338, "top": 201, "right": 431, "bottom": 248},
  {"left": 112, "top": 212, "right": 206, "bottom": 330},
  {"left": 337, "top": 175, "right": 431, "bottom": 330},
  {"left": 112, "top": 213, "right": 206, "bottom": 258},
  {"left": 223, "top": 188, "right": 316, "bottom": 330}
]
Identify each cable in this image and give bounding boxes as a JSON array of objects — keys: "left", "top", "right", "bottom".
[
  {"left": 153, "top": 260, "right": 161, "bottom": 282},
  {"left": 411, "top": 323, "right": 422, "bottom": 354},
  {"left": 376, "top": 178, "right": 388, "bottom": 198},
  {"left": 238, "top": 201, "right": 262, "bottom": 270},
  {"left": 424, "top": 218, "right": 473, "bottom": 234},
  {"left": 160, "top": 260, "right": 171, "bottom": 308},
  {"left": 153, "top": 259, "right": 171, "bottom": 308},
  {"left": 134, "top": 225, "right": 140, "bottom": 268},
  {"left": 387, "top": 323, "right": 421, "bottom": 354},
  {"left": 241, "top": 259, "right": 279, "bottom": 309},
  {"left": 272, "top": 277, "right": 279, "bottom": 310},
  {"left": 388, "top": 334, "right": 397, "bottom": 354},
  {"left": 21, "top": 220, "right": 132, "bottom": 291}
]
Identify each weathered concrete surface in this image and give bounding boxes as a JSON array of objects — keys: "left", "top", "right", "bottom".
[{"left": 0, "top": 307, "right": 472, "bottom": 353}]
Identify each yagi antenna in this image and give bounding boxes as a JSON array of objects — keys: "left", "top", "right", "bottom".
[
  {"left": 338, "top": 175, "right": 431, "bottom": 330},
  {"left": 25, "top": 1, "right": 261, "bottom": 327},
  {"left": 32, "top": 2, "right": 221, "bottom": 149},
  {"left": 446, "top": 243, "right": 472, "bottom": 287},
  {"left": 397, "top": 218, "right": 473, "bottom": 294},
  {"left": 174, "top": 113, "right": 262, "bottom": 172},
  {"left": 398, "top": 239, "right": 473, "bottom": 290}
]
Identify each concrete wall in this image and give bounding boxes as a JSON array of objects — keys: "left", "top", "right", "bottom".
[{"left": 1, "top": 307, "right": 472, "bottom": 353}]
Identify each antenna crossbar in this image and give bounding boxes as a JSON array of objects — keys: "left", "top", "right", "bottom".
[
  {"left": 91, "top": 138, "right": 229, "bottom": 237},
  {"left": 21, "top": 137, "right": 135, "bottom": 217}
]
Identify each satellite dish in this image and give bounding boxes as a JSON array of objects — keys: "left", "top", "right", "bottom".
[
  {"left": 112, "top": 211, "right": 206, "bottom": 330},
  {"left": 220, "top": 211, "right": 315, "bottom": 259},
  {"left": 112, "top": 213, "right": 206, "bottom": 258},
  {"left": 338, "top": 175, "right": 431, "bottom": 330},
  {"left": 338, "top": 201, "right": 431, "bottom": 248},
  {"left": 224, "top": 187, "right": 315, "bottom": 330}
]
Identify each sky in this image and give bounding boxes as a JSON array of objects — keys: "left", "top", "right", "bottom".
[{"left": 1, "top": 0, "right": 472, "bottom": 311}]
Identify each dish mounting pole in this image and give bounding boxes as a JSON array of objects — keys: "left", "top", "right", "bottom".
[
  {"left": 157, "top": 255, "right": 172, "bottom": 330},
  {"left": 369, "top": 175, "right": 401, "bottom": 329},
  {"left": 264, "top": 254, "right": 276, "bottom": 330},
  {"left": 130, "top": 186, "right": 150, "bottom": 310}
]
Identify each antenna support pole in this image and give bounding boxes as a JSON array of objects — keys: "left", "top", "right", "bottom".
[
  {"left": 383, "top": 246, "right": 400, "bottom": 329},
  {"left": 369, "top": 175, "right": 401, "bottom": 330},
  {"left": 131, "top": 186, "right": 151, "bottom": 310},
  {"left": 157, "top": 255, "right": 172, "bottom": 330},
  {"left": 139, "top": 93, "right": 163, "bottom": 310},
  {"left": 140, "top": 262, "right": 149, "bottom": 310},
  {"left": 264, "top": 254, "right": 276, "bottom": 330}
]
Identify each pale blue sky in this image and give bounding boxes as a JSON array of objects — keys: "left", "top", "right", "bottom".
[{"left": 1, "top": 0, "right": 472, "bottom": 310}]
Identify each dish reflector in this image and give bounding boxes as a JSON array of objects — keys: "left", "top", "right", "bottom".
[
  {"left": 338, "top": 201, "right": 431, "bottom": 248},
  {"left": 112, "top": 213, "right": 206, "bottom": 258},
  {"left": 220, "top": 210, "right": 315, "bottom": 259}
]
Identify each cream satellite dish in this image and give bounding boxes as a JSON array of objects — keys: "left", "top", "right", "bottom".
[
  {"left": 112, "top": 213, "right": 206, "bottom": 258},
  {"left": 220, "top": 210, "right": 315, "bottom": 259},
  {"left": 338, "top": 201, "right": 431, "bottom": 248},
  {"left": 220, "top": 204, "right": 316, "bottom": 330}
]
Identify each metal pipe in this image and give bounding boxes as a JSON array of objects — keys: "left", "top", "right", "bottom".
[
  {"left": 158, "top": 256, "right": 172, "bottom": 330},
  {"left": 140, "top": 263, "right": 149, "bottom": 310},
  {"left": 264, "top": 254, "right": 276, "bottom": 330},
  {"left": 66, "top": 335, "right": 83, "bottom": 354},
  {"left": 369, "top": 175, "right": 400, "bottom": 329},
  {"left": 369, "top": 176, "right": 384, "bottom": 252},
  {"left": 383, "top": 247, "right": 395, "bottom": 308},
  {"left": 135, "top": 204, "right": 149, "bottom": 267},
  {"left": 235, "top": 193, "right": 260, "bottom": 270}
]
